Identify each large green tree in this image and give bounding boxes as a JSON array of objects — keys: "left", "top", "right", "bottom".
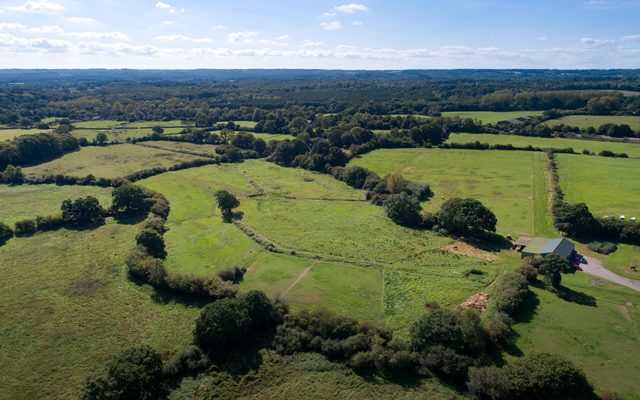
[{"left": 436, "top": 197, "right": 497, "bottom": 235}]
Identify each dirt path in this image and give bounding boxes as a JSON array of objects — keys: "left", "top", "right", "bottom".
[
  {"left": 282, "top": 263, "right": 315, "bottom": 296},
  {"left": 581, "top": 256, "right": 640, "bottom": 292}
]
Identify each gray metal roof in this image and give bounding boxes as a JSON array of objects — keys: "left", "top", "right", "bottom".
[{"left": 521, "top": 237, "right": 575, "bottom": 258}]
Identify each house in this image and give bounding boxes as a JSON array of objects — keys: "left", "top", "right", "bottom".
[{"left": 512, "top": 237, "right": 575, "bottom": 260}]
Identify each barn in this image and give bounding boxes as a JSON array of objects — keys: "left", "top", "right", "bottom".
[{"left": 512, "top": 237, "right": 575, "bottom": 259}]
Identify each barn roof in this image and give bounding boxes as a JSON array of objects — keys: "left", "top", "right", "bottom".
[{"left": 520, "top": 237, "right": 575, "bottom": 258}]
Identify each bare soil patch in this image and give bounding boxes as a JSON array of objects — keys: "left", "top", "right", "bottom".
[
  {"left": 442, "top": 241, "right": 496, "bottom": 261},
  {"left": 458, "top": 292, "right": 489, "bottom": 311}
]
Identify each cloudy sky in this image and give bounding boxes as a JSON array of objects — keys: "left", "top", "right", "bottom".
[{"left": 0, "top": 0, "right": 639, "bottom": 69}]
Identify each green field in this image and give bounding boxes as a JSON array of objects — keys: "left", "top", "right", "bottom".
[
  {"left": 556, "top": 154, "right": 640, "bottom": 218},
  {"left": 251, "top": 132, "right": 294, "bottom": 141},
  {"left": 513, "top": 272, "right": 640, "bottom": 399},
  {"left": 72, "top": 120, "right": 126, "bottom": 129},
  {"left": 546, "top": 115, "right": 640, "bottom": 131},
  {"left": 23, "top": 144, "right": 207, "bottom": 179},
  {"left": 233, "top": 120, "right": 258, "bottom": 129},
  {"left": 121, "top": 120, "right": 194, "bottom": 128},
  {"left": 0, "top": 128, "right": 50, "bottom": 141},
  {"left": 350, "top": 148, "right": 546, "bottom": 237},
  {"left": 442, "top": 111, "right": 544, "bottom": 124},
  {"left": 139, "top": 141, "right": 218, "bottom": 156},
  {"left": 0, "top": 184, "right": 112, "bottom": 225},
  {"left": 0, "top": 222, "right": 198, "bottom": 399},
  {"left": 141, "top": 160, "right": 496, "bottom": 328},
  {"left": 448, "top": 132, "right": 640, "bottom": 158}
]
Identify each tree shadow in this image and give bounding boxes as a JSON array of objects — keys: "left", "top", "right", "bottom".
[
  {"left": 462, "top": 232, "right": 512, "bottom": 252},
  {"left": 150, "top": 288, "right": 212, "bottom": 308},
  {"left": 512, "top": 290, "right": 540, "bottom": 325},
  {"left": 65, "top": 219, "right": 106, "bottom": 232},
  {"left": 556, "top": 285, "right": 597, "bottom": 307},
  {"left": 113, "top": 213, "right": 148, "bottom": 225}
]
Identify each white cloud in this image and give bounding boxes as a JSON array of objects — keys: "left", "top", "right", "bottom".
[
  {"left": 69, "top": 17, "right": 95, "bottom": 24},
  {"left": 352, "top": 21, "right": 363, "bottom": 26},
  {"left": 162, "top": 20, "right": 176, "bottom": 25},
  {"left": 213, "top": 25, "right": 228, "bottom": 30},
  {"left": 0, "top": 23, "right": 127, "bottom": 40},
  {"left": 621, "top": 34, "right": 640, "bottom": 41},
  {"left": 334, "top": 3, "right": 369, "bottom": 13},
  {"left": 0, "top": 23, "right": 27, "bottom": 30},
  {"left": 580, "top": 37, "right": 614, "bottom": 46},
  {"left": 154, "top": 34, "right": 212, "bottom": 43},
  {"left": 226, "top": 31, "right": 289, "bottom": 45},
  {"left": 321, "top": 21, "right": 342, "bottom": 30},
  {"left": 276, "top": 34, "right": 291, "bottom": 41},
  {"left": 6, "top": 1, "right": 64, "bottom": 13},
  {"left": 303, "top": 40, "right": 324, "bottom": 47},
  {"left": 155, "top": 1, "right": 172, "bottom": 9},
  {"left": 65, "top": 31, "right": 128, "bottom": 40}
]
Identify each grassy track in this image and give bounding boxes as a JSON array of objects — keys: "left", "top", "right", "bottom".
[
  {"left": 441, "top": 111, "right": 543, "bottom": 124},
  {"left": 0, "top": 184, "right": 112, "bottom": 225},
  {"left": 532, "top": 152, "right": 558, "bottom": 237},
  {"left": 448, "top": 132, "right": 640, "bottom": 158},
  {"left": 546, "top": 115, "right": 640, "bottom": 130},
  {"left": 0, "top": 223, "right": 198, "bottom": 400},
  {"left": 23, "top": 144, "right": 207, "bottom": 179},
  {"left": 350, "top": 148, "right": 537, "bottom": 237}
]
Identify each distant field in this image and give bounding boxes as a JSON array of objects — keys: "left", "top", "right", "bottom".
[
  {"left": 234, "top": 120, "right": 258, "bottom": 129},
  {"left": 556, "top": 154, "right": 640, "bottom": 218},
  {"left": 141, "top": 140, "right": 218, "bottom": 156},
  {"left": 120, "top": 120, "right": 194, "bottom": 128},
  {"left": 0, "top": 223, "right": 198, "bottom": 399},
  {"left": 448, "top": 133, "right": 640, "bottom": 158},
  {"left": 442, "top": 111, "right": 544, "bottom": 124},
  {"left": 546, "top": 115, "right": 640, "bottom": 130},
  {"left": 0, "top": 128, "right": 50, "bottom": 141},
  {"left": 141, "top": 160, "right": 495, "bottom": 328},
  {"left": 252, "top": 132, "right": 294, "bottom": 141},
  {"left": 23, "top": 144, "right": 206, "bottom": 179},
  {"left": 72, "top": 120, "right": 125, "bottom": 129},
  {"left": 350, "top": 148, "right": 546, "bottom": 237},
  {"left": 513, "top": 272, "right": 640, "bottom": 398},
  {"left": 0, "top": 184, "right": 112, "bottom": 225}
]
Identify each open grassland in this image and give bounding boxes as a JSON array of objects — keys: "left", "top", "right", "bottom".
[
  {"left": 251, "top": 132, "right": 294, "bottom": 141},
  {"left": 140, "top": 140, "right": 219, "bottom": 156},
  {"left": 23, "top": 144, "right": 207, "bottom": 179},
  {"left": 350, "top": 148, "right": 543, "bottom": 237},
  {"left": 441, "top": 111, "right": 544, "bottom": 124},
  {"left": 171, "top": 351, "right": 462, "bottom": 400},
  {"left": 0, "top": 222, "right": 198, "bottom": 400},
  {"left": 556, "top": 154, "right": 640, "bottom": 218},
  {"left": 0, "top": 184, "right": 112, "bottom": 225},
  {"left": 546, "top": 115, "right": 640, "bottom": 130},
  {"left": 0, "top": 128, "right": 50, "bottom": 141},
  {"left": 141, "top": 160, "right": 498, "bottom": 329},
  {"left": 233, "top": 120, "right": 258, "bottom": 129},
  {"left": 121, "top": 120, "right": 194, "bottom": 128},
  {"left": 72, "top": 120, "right": 126, "bottom": 129},
  {"left": 448, "top": 132, "right": 640, "bottom": 158},
  {"left": 512, "top": 272, "right": 640, "bottom": 399}
]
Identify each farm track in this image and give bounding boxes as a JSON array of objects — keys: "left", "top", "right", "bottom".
[{"left": 282, "top": 263, "right": 316, "bottom": 296}]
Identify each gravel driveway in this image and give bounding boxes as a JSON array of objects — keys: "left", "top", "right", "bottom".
[{"left": 581, "top": 256, "right": 640, "bottom": 292}]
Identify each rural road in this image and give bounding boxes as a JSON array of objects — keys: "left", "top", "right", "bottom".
[{"left": 581, "top": 256, "right": 640, "bottom": 292}]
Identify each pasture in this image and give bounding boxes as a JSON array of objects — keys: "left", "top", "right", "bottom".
[
  {"left": 349, "top": 148, "right": 548, "bottom": 237},
  {"left": 251, "top": 133, "right": 294, "bottom": 141},
  {"left": 0, "top": 222, "right": 198, "bottom": 399},
  {"left": 0, "top": 184, "right": 112, "bottom": 225},
  {"left": 234, "top": 120, "right": 258, "bottom": 129},
  {"left": 0, "top": 128, "right": 50, "bottom": 141},
  {"left": 448, "top": 132, "right": 640, "bottom": 158},
  {"left": 546, "top": 115, "right": 640, "bottom": 131},
  {"left": 141, "top": 160, "right": 497, "bottom": 328},
  {"left": 512, "top": 272, "right": 640, "bottom": 398},
  {"left": 555, "top": 154, "right": 640, "bottom": 218},
  {"left": 23, "top": 144, "right": 207, "bottom": 179},
  {"left": 441, "top": 111, "right": 543, "bottom": 124}
]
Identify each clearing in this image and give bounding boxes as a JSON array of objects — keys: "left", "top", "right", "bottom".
[
  {"left": 546, "top": 115, "right": 640, "bottom": 131},
  {"left": 442, "top": 111, "right": 544, "bottom": 124}
]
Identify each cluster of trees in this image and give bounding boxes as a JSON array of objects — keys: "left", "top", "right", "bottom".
[{"left": 0, "top": 132, "right": 79, "bottom": 170}]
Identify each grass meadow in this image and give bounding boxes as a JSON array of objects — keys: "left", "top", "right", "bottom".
[
  {"left": 555, "top": 154, "right": 640, "bottom": 218},
  {"left": 0, "top": 184, "right": 112, "bottom": 225},
  {"left": 23, "top": 144, "right": 207, "bottom": 179},
  {"left": 546, "top": 115, "right": 640, "bottom": 130},
  {"left": 441, "top": 111, "right": 544, "bottom": 124},
  {"left": 0, "top": 128, "right": 50, "bottom": 141},
  {"left": 251, "top": 132, "right": 294, "bottom": 141},
  {"left": 448, "top": 132, "right": 640, "bottom": 158},
  {"left": 349, "top": 148, "right": 546, "bottom": 237},
  {"left": 0, "top": 222, "right": 198, "bottom": 399}
]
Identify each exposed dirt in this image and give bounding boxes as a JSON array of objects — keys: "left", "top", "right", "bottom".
[
  {"left": 401, "top": 167, "right": 416, "bottom": 173},
  {"left": 282, "top": 264, "right": 314, "bottom": 296},
  {"left": 614, "top": 304, "right": 632, "bottom": 322},
  {"left": 458, "top": 292, "right": 489, "bottom": 311},
  {"left": 442, "top": 241, "right": 496, "bottom": 261}
]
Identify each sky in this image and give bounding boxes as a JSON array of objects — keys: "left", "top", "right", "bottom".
[{"left": 0, "top": 0, "right": 639, "bottom": 69}]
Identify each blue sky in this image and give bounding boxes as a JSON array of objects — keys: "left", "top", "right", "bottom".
[{"left": 0, "top": 0, "right": 639, "bottom": 68}]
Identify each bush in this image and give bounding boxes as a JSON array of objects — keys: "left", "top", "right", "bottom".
[
  {"left": 78, "top": 345, "right": 164, "bottom": 400},
  {"left": 493, "top": 272, "right": 529, "bottom": 314},
  {"left": 1, "top": 164, "right": 24, "bottom": 185},
  {"left": 588, "top": 241, "right": 617, "bottom": 255},
  {"left": 410, "top": 308, "right": 474, "bottom": 354},
  {"left": 0, "top": 222, "right": 14, "bottom": 244},
  {"left": 61, "top": 196, "right": 104, "bottom": 225},
  {"left": 112, "top": 183, "right": 148, "bottom": 215},
  {"left": 141, "top": 214, "right": 166, "bottom": 234},
  {"left": 436, "top": 197, "right": 497, "bottom": 236},
  {"left": 35, "top": 214, "right": 65, "bottom": 231},
  {"left": 467, "top": 366, "right": 512, "bottom": 400},
  {"left": 217, "top": 265, "right": 245, "bottom": 283},
  {"left": 215, "top": 190, "right": 240, "bottom": 221},
  {"left": 383, "top": 193, "right": 422, "bottom": 227},
  {"left": 163, "top": 345, "right": 209, "bottom": 378},
  {"left": 538, "top": 253, "right": 572, "bottom": 289},
  {"left": 14, "top": 219, "right": 37, "bottom": 236},
  {"left": 135, "top": 229, "right": 166, "bottom": 258}
]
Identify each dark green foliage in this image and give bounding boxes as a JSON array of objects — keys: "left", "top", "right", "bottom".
[
  {"left": 163, "top": 345, "right": 209, "bottom": 378},
  {"left": 214, "top": 190, "right": 240, "bottom": 220},
  {"left": 507, "top": 353, "right": 596, "bottom": 400},
  {"left": 141, "top": 214, "right": 166, "bottom": 234},
  {"left": 410, "top": 308, "right": 485, "bottom": 356},
  {"left": 135, "top": 229, "right": 166, "bottom": 258},
  {"left": 112, "top": 183, "right": 148, "bottom": 215},
  {"left": 588, "top": 241, "right": 617, "bottom": 255},
  {"left": 14, "top": 219, "right": 36, "bottom": 236},
  {"left": 493, "top": 272, "right": 529, "bottom": 314},
  {"left": 217, "top": 265, "right": 245, "bottom": 283},
  {"left": 0, "top": 222, "right": 14, "bottom": 244},
  {"left": 436, "top": 197, "right": 497, "bottom": 235},
  {"left": 418, "top": 345, "right": 476, "bottom": 383},
  {"left": 484, "top": 312, "right": 513, "bottom": 345},
  {"left": 538, "top": 253, "right": 572, "bottom": 289},
  {"left": 78, "top": 345, "right": 163, "bottom": 400},
  {"left": 383, "top": 193, "right": 422, "bottom": 227},
  {"left": 125, "top": 245, "right": 168, "bottom": 287},
  {"left": 95, "top": 131, "right": 108, "bottom": 145},
  {"left": 231, "top": 132, "right": 255, "bottom": 149},
  {"left": 193, "top": 291, "right": 278, "bottom": 358},
  {"left": 0, "top": 132, "right": 79, "bottom": 170},
  {"left": 467, "top": 366, "right": 512, "bottom": 400},
  {"left": 553, "top": 202, "right": 599, "bottom": 239},
  {"left": 1, "top": 164, "right": 24, "bottom": 185},
  {"left": 61, "top": 196, "right": 104, "bottom": 225},
  {"left": 340, "top": 166, "right": 372, "bottom": 189}
]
